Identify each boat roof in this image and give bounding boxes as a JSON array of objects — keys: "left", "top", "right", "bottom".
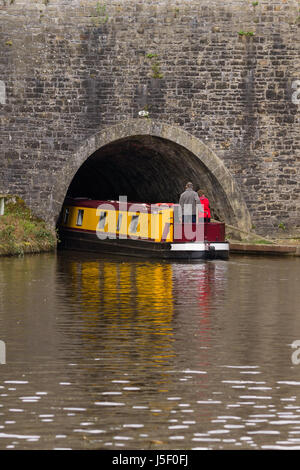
[{"left": 64, "top": 197, "right": 178, "bottom": 212}]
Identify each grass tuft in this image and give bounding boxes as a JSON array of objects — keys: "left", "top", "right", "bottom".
[{"left": 0, "top": 197, "right": 57, "bottom": 256}]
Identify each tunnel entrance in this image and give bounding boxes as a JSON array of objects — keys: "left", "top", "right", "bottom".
[
  {"left": 56, "top": 120, "right": 251, "bottom": 231},
  {"left": 67, "top": 135, "right": 231, "bottom": 224}
]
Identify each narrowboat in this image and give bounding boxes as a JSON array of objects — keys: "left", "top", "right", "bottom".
[{"left": 58, "top": 198, "right": 229, "bottom": 260}]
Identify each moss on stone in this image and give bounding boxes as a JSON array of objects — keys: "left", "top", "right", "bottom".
[{"left": 0, "top": 196, "right": 57, "bottom": 256}]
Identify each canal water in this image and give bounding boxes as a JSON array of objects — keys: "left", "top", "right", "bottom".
[{"left": 0, "top": 250, "right": 300, "bottom": 450}]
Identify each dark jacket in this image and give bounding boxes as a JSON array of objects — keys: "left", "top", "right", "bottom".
[{"left": 179, "top": 188, "right": 201, "bottom": 215}]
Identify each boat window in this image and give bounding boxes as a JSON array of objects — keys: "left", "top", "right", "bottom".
[
  {"left": 63, "top": 207, "right": 69, "bottom": 224},
  {"left": 116, "top": 213, "right": 122, "bottom": 232},
  {"left": 76, "top": 209, "right": 84, "bottom": 226},
  {"left": 173, "top": 205, "right": 180, "bottom": 223},
  {"left": 98, "top": 211, "right": 107, "bottom": 229},
  {"left": 129, "top": 214, "right": 139, "bottom": 233}
]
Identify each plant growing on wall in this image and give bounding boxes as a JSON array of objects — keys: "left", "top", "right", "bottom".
[
  {"left": 91, "top": 2, "right": 108, "bottom": 26},
  {"left": 278, "top": 222, "right": 286, "bottom": 231},
  {"left": 146, "top": 53, "right": 163, "bottom": 79},
  {"left": 238, "top": 30, "right": 255, "bottom": 37},
  {"left": 146, "top": 53, "right": 158, "bottom": 60}
]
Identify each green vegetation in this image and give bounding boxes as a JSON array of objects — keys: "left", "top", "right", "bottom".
[
  {"left": 0, "top": 197, "right": 57, "bottom": 256},
  {"left": 146, "top": 53, "right": 164, "bottom": 79},
  {"left": 247, "top": 239, "right": 274, "bottom": 245},
  {"left": 91, "top": 2, "right": 108, "bottom": 26},
  {"left": 238, "top": 30, "right": 255, "bottom": 37},
  {"left": 233, "top": 236, "right": 275, "bottom": 245},
  {"left": 151, "top": 63, "right": 163, "bottom": 79},
  {"left": 146, "top": 53, "right": 158, "bottom": 59},
  {"left": 252, "top": 1, "right": 259, "bottom": 6},
  {"left": 278, "top": 222, "right": 286, "bottom": 231}
]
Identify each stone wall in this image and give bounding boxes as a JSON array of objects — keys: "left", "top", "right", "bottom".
[{"left": 0, "top": 0, "right": 299, "bottom": 236}]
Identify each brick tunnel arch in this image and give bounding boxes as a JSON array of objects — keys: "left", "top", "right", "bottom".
[{"left": 56, "top": 120, "right": 251, "bottom": 232}]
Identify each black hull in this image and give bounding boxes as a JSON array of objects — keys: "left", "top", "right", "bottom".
[{"left": 58, "top": 229, "right": 229, "bottom": 261}]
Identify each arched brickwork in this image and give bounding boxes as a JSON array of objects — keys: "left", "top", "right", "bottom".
[{"left": 54, "top": 119, "right": 252, "bottom": 231}]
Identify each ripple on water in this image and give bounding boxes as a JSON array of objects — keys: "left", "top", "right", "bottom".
[
  {"left": 94, "top": 401, "right": 125, "bottom": 406},
  {"left": 4, "top": 381, "right": 29, "bottom": 384},
  {"left": 123, "top": 424, "right": 144, "bottom": 428},
  {"left": 277, "top": 382, "right": 300, "bottom": 386},
  {"left": 73, "top": 429, "right": 106, "bottom": 434},
  {"left": 1, "top": 254, "right": 300, "bottom": 450},
  {"left": 0, "top": 433, "right": 40, "bottom": 440}
]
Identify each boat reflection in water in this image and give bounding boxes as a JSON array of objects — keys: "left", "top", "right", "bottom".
[
  {"left": 56, "top": 253, "right": 227, "bottom": 376},
  {"left": 57, "top": 254, "right": 176, "bottom": 369},
  {"left": 2, "top": 252, "right": 300, "bottom": 450}
]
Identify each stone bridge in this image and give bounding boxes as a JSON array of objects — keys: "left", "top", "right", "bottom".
[{"left": 0, "top": 0, "right": 299, "bottom": 236}]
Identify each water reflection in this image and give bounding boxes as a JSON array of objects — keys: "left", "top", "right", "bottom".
[
  {"left": 55, "top": 256, "right": 229, "bottom": 372},
  {"left": 0, "top": 253, "right": 300, "bottom": 449},
  {"left": 56, "top": 257, "right": 176, "bottom": 369}
]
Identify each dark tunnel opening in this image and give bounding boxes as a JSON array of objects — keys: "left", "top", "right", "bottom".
[{"left": 65, "top": 135, "right": 235, "bottom": 224}]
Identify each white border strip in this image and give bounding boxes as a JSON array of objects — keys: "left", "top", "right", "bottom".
[
  {"left": 170, "top": 242, "right": 229, "bottom": 252},
  {"left": 210, "top": 243, "right": 229, "bottom": 251}
]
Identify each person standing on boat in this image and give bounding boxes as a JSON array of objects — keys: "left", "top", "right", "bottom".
[
  {"left": 197, "top": 189, "right": 211, "bottom": 223},
  {"left": 179, "top": 182, "right": 201, "bottom": 223}
]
